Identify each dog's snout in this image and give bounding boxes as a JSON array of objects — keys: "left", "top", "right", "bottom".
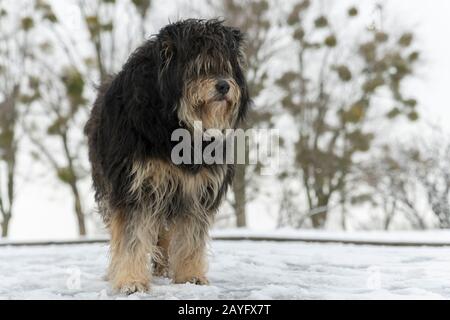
[{"left": 215, "top": 80, "right": 230, "bottom": 95}]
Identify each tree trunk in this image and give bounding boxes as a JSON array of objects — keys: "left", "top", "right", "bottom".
[
  {"left": 232, "top": 163, "right": 247, "bottom": 227},
  {"left": 384, "top": 216, "right": 392, "bottom": 231},
  {"left": 310, "top": 195, "right": 330, "bottom": 228},
  {"left": 383, "top": 200, "right": 396, "bottom": 230},
  {"left": 341, "top": 207, "right": 347, "bottom": 230},
  {"left": 1, "top": 214, "right": 11, "bottom": 237},
  {"left": 311, "top": 210, "right": 327, "bottom": 229},
  {"left": 70, "top": 182, "right": 86, "bottom": 236},
  {"left": 60, "top": 131, "right": 86, "bottom": 236}
]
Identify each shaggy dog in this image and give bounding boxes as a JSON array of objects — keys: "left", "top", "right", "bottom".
[{"left": 84, "top": 19, "right": 249, "bottom": 293}]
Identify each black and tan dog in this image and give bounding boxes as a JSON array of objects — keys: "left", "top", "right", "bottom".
[{"left": 84, "top": 19, "right": 249, "bottom": 293}]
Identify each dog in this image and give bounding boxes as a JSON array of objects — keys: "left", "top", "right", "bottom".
[{"left": 84, "top": 19, "right": 249, "bottom": 293}]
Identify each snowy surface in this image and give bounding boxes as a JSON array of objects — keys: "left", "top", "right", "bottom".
[
  {"left": 2, "top": 240, "right": 450, "bottom": 299},
  {"left": 212, "top": 229, "right": 450, "bottom": 245},
  {"left": 5, "top": 229, "right": 450, "bottom": 246}
]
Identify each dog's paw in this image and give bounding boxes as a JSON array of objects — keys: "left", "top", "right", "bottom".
[
  {"left": 118, "top": 282, "right": 149, "bottom": 295},
  {"left": 174, "top": 275, "right": 209, "bottom": 285},
  {"left": 192, "top": 276, "right": 209, "bottom": 285}
]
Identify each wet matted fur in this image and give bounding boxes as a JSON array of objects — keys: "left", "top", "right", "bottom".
[{"left": 84, "top": 19, "right": 249, "bottom": 293}]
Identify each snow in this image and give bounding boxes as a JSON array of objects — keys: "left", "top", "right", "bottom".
[
  {"left": 5, "top": 229, "right": 450, "bottom": 246},
  {"left": 2, "top": 238, "right": 450, "bottom": 299},
  {"left": 212, "top": 229, "right": 450, "bottom": 245}
]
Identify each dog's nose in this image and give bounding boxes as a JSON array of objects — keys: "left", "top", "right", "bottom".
[{"left": 215, "top": 80, "right": 230, "bottom": 95}]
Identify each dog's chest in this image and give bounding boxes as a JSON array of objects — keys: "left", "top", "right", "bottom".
[{"left": 129, "top": 160, "right": 227, "bottom": 215}]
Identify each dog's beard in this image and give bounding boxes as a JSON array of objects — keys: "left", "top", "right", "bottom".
[{"left": 178, "top": 77, "right": 241, "bottom": 132}]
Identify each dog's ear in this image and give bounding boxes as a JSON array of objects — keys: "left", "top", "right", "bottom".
[
  {"left": 230, "top": 27, "right": 244, "bottom": 45},
  {"left": 107, "top": 41, "right": 176, "bottom": 153},
  {"left": 227, "top": 27, "right": 247, "bottom": 71},
  {"left": 225, "top": 27, "right": 250, "bottom": 124},
  {"left": 157, "top": 38, "right": 183, "bottom": 113},
  {"left": 160, "top": 37, "right": 176, "bottom": 69}
]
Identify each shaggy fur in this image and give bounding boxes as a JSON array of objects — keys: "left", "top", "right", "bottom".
[{"left": 84, "top": 19, "right": 249, "bottom": 293}]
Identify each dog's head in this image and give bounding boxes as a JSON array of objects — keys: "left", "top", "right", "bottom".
[{"left": 156, "top": 19, "right": 249, "bottom": 131}]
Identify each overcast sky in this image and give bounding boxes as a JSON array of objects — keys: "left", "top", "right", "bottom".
[{"left": 6, "top": 0, "right": 450, "bottom": 240}]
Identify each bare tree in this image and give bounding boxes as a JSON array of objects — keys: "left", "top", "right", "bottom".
[
  {"left": 0, "top": 2, "right": 36, "bottom": 236},
  {"left": 370, "top": 131, "right": 450, "bottom": 229},
  {"left": 413, "top": 135, "right": 450, "bottom": 228},
  {"left": 77, "top": 0, "right": 153, "bottom": 82},
  {"left": 277, "top": 2, "right": 420, "bottom": 228},
  {"left": 20, "top": 0, "right": 154, "bottom": 236},
  {"left": 0, "top": 86, "right": 19, "bottom": 237},
  {"left": 22, "top": 65, "right": 90, "bottom": 235},
  {"left": 355, "top": 145, "right": 427, "bottom": 230}
]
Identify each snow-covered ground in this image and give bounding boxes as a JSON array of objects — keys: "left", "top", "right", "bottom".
[
  {"left": 2, "top": 239, "right": 450, "bottom": 299},
  {"left": 212, "top": 229, "right": 450, "bottom": 245},
  {"left": 6, "top": 229, "right": 450, "bottom": 246}
]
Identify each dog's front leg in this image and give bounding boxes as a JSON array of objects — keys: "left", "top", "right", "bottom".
[
  {"left": 108, "top": 212, "right": 157, "bottom": 294},
  {"left": 153, "top": 226, "right": 172, "bottom": 277},
  {"left": 169, "top": 216, "right": 210, "bottom": 285}
]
